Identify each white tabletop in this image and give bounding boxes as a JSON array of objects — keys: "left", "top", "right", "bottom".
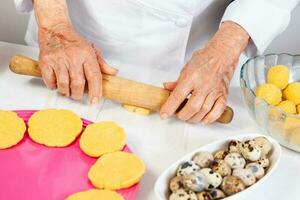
[{"left": 0, "top": 41, "right": 300, "bottom": 200}]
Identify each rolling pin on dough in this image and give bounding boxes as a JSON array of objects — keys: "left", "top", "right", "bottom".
[{"left": 9, "top": 55, "right": 234, "bottom": 123}]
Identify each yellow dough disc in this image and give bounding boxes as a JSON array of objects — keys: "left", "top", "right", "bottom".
[
  {"left": 88, "top": 151, "right": 146, "bottom": 190},
  {"left": 28, "top": 109, "right": 82, "bottom": 147},
  {"left": 123, "top": 104, "right": 152, "bottom": 115},
  {"left": 283, "top": 82, "right": 300, "bottom": 105},
  {"left": 0, "top": 110, "right": 26, "bottom": 149},
  {"left": 66, "top": 189, "right": 124, "bottom": 200},
  {"left": 80, "top": 121, "right": 126, "bottom": 157}
]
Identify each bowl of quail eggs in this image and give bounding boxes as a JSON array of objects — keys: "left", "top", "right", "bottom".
[{"left": 155, "top": 134, "right": 281, "bottom": 200}]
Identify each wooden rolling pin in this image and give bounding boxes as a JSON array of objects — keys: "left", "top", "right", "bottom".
[{"left": 9, "top": 55, "right": 233, "bottom": 123}]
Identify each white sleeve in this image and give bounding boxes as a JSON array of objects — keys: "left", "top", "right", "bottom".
[
  {"left": 221, "top": 0, "right": 299, "bottom": 55},
  {"left": 14, "top": 0, "right": 33, "bottom": 13}
]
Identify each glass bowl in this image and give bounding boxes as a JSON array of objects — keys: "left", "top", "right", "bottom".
[{"left": 240, "top": 53, "right": 300, "bottom": 152}]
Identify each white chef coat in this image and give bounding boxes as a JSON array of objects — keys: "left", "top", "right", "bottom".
[{"left": 14, "top": 0, "right": 299, "bottom": 86}]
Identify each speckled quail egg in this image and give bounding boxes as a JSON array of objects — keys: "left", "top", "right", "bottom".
[
  {"left": 257, "top": 156, "right": 270, "bottom": 169},
  {"left": 192, "top": 152, "right": 214, "bottom": 168},
  {"left": 232, "top": 168, "right": 256, "bottom": 186},
  {"left": 240, "top": 140, "right": 262, "bottom": 161},
  {"left": 200, "top": 168, "right": 222, "bottom": 190},
  {"left": 221, "top": 175, "right": 246, "bottom": 196},
  {"left": 228, "top": 140, "right": 242, "bottom": 153},
  {"left": 169, "top": 176, "right": 183, "bottom": 192},
  {"left": 254, "top": 136, "right": 272, "bottom": 156},
  {"left": 209, "top": 189, "right": 225, "bottom": 200},
  {"left": 182, "top": 171, "right": 208, "bottom": 192},
  {"left": 196, "top": 191, "right": 213, "bottom": 200},
  {"left": 169, "top": 189, "right": 198, "bottom": 200},
  {"left": 213, "top": 150, "right": 228, "bottom": 161},
  {"left": 211, "top": 160, "right": 231, "bottom": 177},
  {"left": 246, "top": 163, "right": 265, "bottom": 179},
  {"left": 224, "top": 152, "right": 246, "bottom": 169},
  {"left": 177, "top": 161, "right": 200, "bottom": 177}
]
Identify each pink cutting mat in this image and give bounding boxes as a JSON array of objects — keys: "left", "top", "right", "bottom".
[{"left": 0, "top": 110, "right": 138, "bottom": 200}]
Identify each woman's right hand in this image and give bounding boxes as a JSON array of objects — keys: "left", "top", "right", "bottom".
[{"left": 38, "top": 25, "right": 118, "bottom": 103}]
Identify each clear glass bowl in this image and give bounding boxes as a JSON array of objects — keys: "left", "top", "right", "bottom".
[{"left": 240, "top": 53, "right": 300, "bottom": 152}]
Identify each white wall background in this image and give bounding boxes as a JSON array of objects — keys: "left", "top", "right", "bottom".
[{"left": 0, "top": 0, "right": 300, "bottom": 54}]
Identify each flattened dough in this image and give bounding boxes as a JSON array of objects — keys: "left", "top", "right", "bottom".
[
  {"left": 28, "top": 109, "right": 82, "bottom": 147},
  {"left": 88, "top": 151, "right": 146, "bottom": 190},
  {"left": 0, "top": 110, "right": 26, "bottom": 149},
  {"left": 80, "top": 121, "right": 126, "bottom": 157},
  {"left": 66, "top": 189, "right": 124, "bottom": 200},
  {"left": 123, "top": 104, "right": 152, "bottom": 115}
]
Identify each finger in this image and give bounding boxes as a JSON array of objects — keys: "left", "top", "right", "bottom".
[
  {"left": 40, "top": 62, "right": 57, "bottom": 89},
  {"left": 176, "top": 91, "right": 206, "bottom": 121},
  {"left": 84, "top": 58, "right": 102, "bottom": 104},
  {"left": 187, "top": 92, "right": 220, "bottom": 123},
  {"left": 160, "top": 81, "right": 192, "bottom": 119},
  {"left": 163, "top": 81, "right": 177, "bottom": 91},
  {"left": 54, "top": 59, "right": 70, "bottom": 96},
  {"left": 94, "top": 47, "right": 118, "bottom": 75},
  {"left": 202, "top": 97, "right": 227, "bottom": 124},
  {"left": 69, "top": 61, "right": 86, "bottom": 100}
]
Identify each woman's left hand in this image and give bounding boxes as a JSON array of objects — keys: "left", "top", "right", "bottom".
[{"left": 160, "top": 21, "right": 249, "bottom": 124}]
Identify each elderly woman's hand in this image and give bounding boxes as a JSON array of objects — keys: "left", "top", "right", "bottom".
[
  {"left": 34, "top": 0, "right": 117, "bottom": 104},
  {"left": 160, "top": 21, "right": 249, "bottom": 124},
  {"left": 38, "top": 26, "right": 117, "bottom": 103}
]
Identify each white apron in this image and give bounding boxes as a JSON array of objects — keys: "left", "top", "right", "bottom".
[{"left": 25, "top": 0, "right": 232, "bottom": 85}]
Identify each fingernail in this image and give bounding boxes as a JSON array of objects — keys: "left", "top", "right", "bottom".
[
  {"left": 161, "top": 113, "right": 169, "bottom": 120},
  {"left": 91, "top": 97, "right": 99, "bottom": 104}
]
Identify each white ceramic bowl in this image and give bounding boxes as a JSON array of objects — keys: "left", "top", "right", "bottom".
[{"left": 155, "top": 134, "right": 282, "bottom": 200}]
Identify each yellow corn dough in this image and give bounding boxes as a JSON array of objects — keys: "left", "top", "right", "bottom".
[
  {"left": 0, "top": 110, "right": 26, "bottom": 149},
  {"left": 28, "top": 109, "right": 82, "bottom": 147},
  {"left": 80, "top": 121, "right": 126, "bottom": 157},
  {"left": 123, "top": 104, "right": 152, "bottom": 115},
  {"left": 66, "top": 189, "right": 124, "bottom": 200},
  {"left": 88, "top": 151, "right": 146, "bottom": 190}
]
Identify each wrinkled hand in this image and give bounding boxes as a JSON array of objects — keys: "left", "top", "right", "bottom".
[
  {"left": 38, "top": 26, "right": 117, "bottom": 103},
  {"left": 160, "top": 21, "right": 249, "bottom": 124}
]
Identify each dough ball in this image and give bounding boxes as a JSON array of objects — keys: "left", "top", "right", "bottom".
[
  {"left": 289, "top": 128, "right": 300, "bottom": 145},
  {"left": 122, "top": 104, "right": 152, "bottom": 115},
  {"left": 88, "top": 151, "right": 145, "bottom": 190},
  {"left": 28, "top": 109, "right": 82, "bottom": 147},
  {"left": 276, "top": 100, "right": 297, "bottom": 114},
  {"left": 267, "top": 65, "right": 289, "bottom": 89},
  {"left": 283, "top": 82, "right": 300, "bottom": 105},
  {"left": 256, "top": 83, "right": 282, "bottom": 105},
  {"left": 66, "top": 189, "right": 124, "bottom": 200},
  {"left": 80, "top": 121, "right": 126, "bottom": 157},
  {"left": 0, "top": 110, "right": 26, "bottom": 149},
  {"left": 284, "top": 116, "right": 300, "bottom": 136}
]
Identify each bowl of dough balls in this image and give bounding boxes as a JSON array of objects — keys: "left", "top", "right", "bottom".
[
  {"left": 240, "top": 53, "right": 300, "bottom": 152},
  {"left": 155, "top": 134, "right": 281, "bottom": 200}
]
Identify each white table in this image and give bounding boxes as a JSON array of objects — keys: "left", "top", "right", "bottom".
[{"left": 0, "top": 41, "right": 300, "bottom": 200}]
